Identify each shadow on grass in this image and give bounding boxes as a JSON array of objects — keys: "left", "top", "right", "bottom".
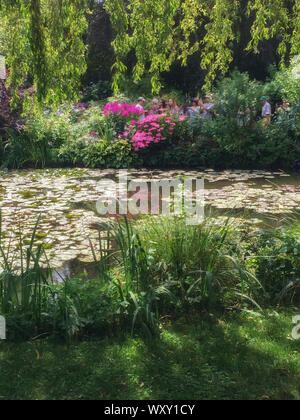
[
  {"left": 139, "top": 313, "right": 300, "bottom": 400},
  {"left": 0, "top": 311, "right": 299, "bottom": 400}
]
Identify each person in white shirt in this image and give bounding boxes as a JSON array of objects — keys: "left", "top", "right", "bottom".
[
  {"left": 260, "top": 96, "right": 271, "bottom": 128},
  {"left": 136, "top": 97, "right": 146, "bottom": 120},
  {"left": 200, "top": 95, "right": 215, "bottom": 121}
]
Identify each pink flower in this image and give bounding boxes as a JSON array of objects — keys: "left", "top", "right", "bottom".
[{"left": 104, "top": 102, "right": 142, "bottom": 118}]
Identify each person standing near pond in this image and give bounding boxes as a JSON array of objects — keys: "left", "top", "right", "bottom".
[
  {"left": 279, "top": 99, "right": 290, "bottom": 113},
  {"left": 136, "top": 97, "right": 146, "bottom": 120},
  {"left": 159, "top": 99, "right": 167, "bottom": 114},
  {"left": 276, "top": 99, "right": 291, "bottom": 123},
  {"left": 168, "top": 98, "right": 181, "bottom": 116},
  {"left": 149, "top": 99, "right": 160, "bottom": 115},
  {"left": 188, "top": 98, "right": 201, "bottom": 118},
  {"left": 200, "top": 95, "right": 215, "bottom": 121},
  {"left": 260, "top": 96, "right": 272, "bottom": 128}
]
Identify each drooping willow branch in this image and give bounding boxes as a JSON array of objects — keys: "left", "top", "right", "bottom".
[
  {"left": 105, "top": 0, "right": 300, "bottom": 93},
  {"left": 0, "top": 0, "right": 299, "bottom": 104},
  {"left": 0, "top": 0, "right": 88, "bottom": 108}
]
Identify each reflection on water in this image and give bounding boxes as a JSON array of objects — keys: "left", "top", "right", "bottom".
[{"left": 52, "top": 259, "right": 100, "bottom": 283}]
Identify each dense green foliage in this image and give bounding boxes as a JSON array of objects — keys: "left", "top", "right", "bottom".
[
  {"left": 0, "top": 0, "right": 299, "bottom": 103},
  {"left": 245, "top": 223, "right": 300, "bottom": 305},
  {"left": 105, "top": 0, "right": 300, "bottom": 92},
  {"left": 0, "top": 213, "right": 299, "bottom": 342},
  {"left": 2, "top": 67, "right": 299, "bottom": 171},
  {"left": 0, "top": 0, "right": 87, "bottom": 108}
]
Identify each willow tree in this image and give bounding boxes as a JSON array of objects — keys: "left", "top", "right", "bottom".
[
  {"left": 105, "top": 0, "right": 300, "bottom": 93},
  {"left": 0, "top": 0, "right": 88, "bottom": 108}
]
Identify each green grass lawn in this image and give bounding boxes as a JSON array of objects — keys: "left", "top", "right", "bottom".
[{"left": 0, "top": 310, "right": 299, "bottom": 400}]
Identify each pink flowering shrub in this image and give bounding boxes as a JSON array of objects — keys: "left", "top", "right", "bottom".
[
  {"left": 101, "top": 101, "right": 189, "bottom": 150},
  {"left": 103, "top": 102, "right": 143, "bottom": 137},
  {"left": 104, "top": 102, "right": 142, "bottom": 118},
  {"left": 123, "top": 114, "right": 188, "bottom": 151}
]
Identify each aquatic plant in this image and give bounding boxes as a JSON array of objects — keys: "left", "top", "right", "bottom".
[{"left": 0, "top": 213, "right": 52, "bottom": 338}]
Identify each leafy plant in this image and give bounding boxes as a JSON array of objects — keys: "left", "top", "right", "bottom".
[
  {"left": 90, "top": 218, "right": 163, "bottom": 338},
  {"left": 136, "top": 216, "right": 262, "bottom": 312},
  {"left": 80, "top": 81, "right": 112, "bottom": 102},
  {"left": 245, "top": 223, "right": 300, "bottom": 305},
  {"left": 0, "top": 213, "right": 53, "bottom": 339}
]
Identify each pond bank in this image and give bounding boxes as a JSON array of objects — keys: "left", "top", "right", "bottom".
[{"left": 0, "top": 168, "right": 299, "bottom": 271}]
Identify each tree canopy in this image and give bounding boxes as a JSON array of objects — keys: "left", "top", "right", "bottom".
[
  {"left": 0, "top": 0, "right": 299, "bottom": 105},
  {"left": 105, "top": 0, "right": 300, "bottom": 92},
  {"left": 0, "top": 0, "right": 87, "bottom": 107}
]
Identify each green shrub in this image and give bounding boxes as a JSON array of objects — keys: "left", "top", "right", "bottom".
[
  {"left": 3, "top": 110, "right": 70, "bottom": 168},
  {"left": 214, "top": 70, "right": 263, "bottom": 120},
  {"left": 82, "top": 139, "right": 139, "bottom": 168},
  {"left": 59, "top": 138, "right": 139, "bottom": 168},
  {"left": 45, "top": 277, "right": 119, "bottom": 340},
  {"left": 0, "top": 215, "right": 53, "bottom": 340},
  {"left": 80, "top": 81, "right": 112, "bottom": 102},
  {"left": 265, "top": 57, "right": 300, "bottom": 105},
  {"left": 245, "top": 224, "right": 300, "bottom": 305},
  {"left": 4, "top": 128, "right": 60, "bottom": 168},
  {"left": 135, "top": 216, "right": 261, "bottom": 313},
  {"left": 208, "top": 118, "right": 298, "bottom": 168}
]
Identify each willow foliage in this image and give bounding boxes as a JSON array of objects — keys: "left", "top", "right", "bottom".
[
  {"left": 0, "top": 0, "right": 88, "bottom": 108},
  {"left": 105, "top": 0, "right": 300, "bottom": 93},
  {"left": 0, "top": 0, "right": 299, "bottom": 103}
]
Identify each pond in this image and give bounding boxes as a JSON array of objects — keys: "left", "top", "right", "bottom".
[{"left": 0, "top": 168, "right": 299, "bottom": 277}]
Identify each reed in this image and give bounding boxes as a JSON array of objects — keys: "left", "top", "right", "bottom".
[{"left": 0, "top": 213, "right": 52, "bottom": 328}]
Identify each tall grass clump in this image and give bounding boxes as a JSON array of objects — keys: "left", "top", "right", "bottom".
[
  {"left": 0, "top": 214, "right": 53, "bottom": 339},
  {"left": 135, "top": 216, "right": 262, "bottom": 312},
  {"left": 0, "top": 214, "right": 105, "bottom": 341},
  {"left": 92, "top": 216, "right": 263, "bottom": 330},
  {"left": 91, "top": 219, "right": 166, "bottom": 338}
]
